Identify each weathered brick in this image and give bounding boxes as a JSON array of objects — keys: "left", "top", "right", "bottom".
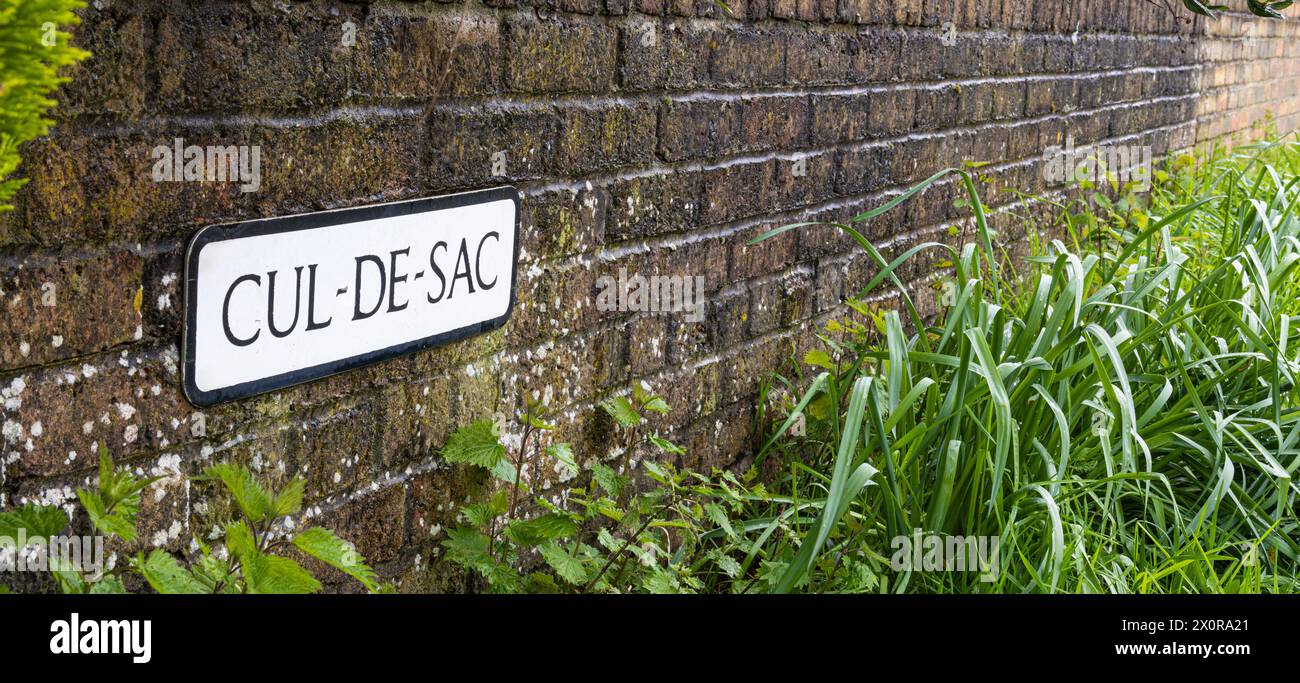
[
  {"left": 520, "top": 186, "right": 607, "bottom": 262},
  {"left": 740, "top": 96, "right": 810, "bottom": 152},
  {"left": 428, "top": 107, "right": 555, "bottom": 186},
  {"left": 1, "top": 345, "right": 193, "bottom": 480},
  {"left": 913, "top": 85, "right": 962, "bottom": 131},
  {"left": 351, "top": 14, "right": 501, "bottom": 100},
  {"left": 318, "top": 484, "right": 407, "bottom": 568},
  {"left": 55, "top": 5, "right": 147, "bottom": 120},
  {"left": 848, "top": 29, "right": 902, "bottom": 83},
  {"left": 730, "top": 223, "right": 799, "bottom": 282},
  {"left": 508, "top": 261, "right": 599, "bottom": 348},
  {"left": 868, "top": 89, "right": 916, "bottom": 136},
  {"left": 504, "top": 18, "right": 617, "bottom": 94},
  {"left": 151, "top": 2, "right": 357, "bottom": 112},
  {"left": 786, "top": 29, "right": 851, "bottom": 85},
  {"left": 606, "top": 171, "right": 702, "bottom": 241},
  {"left": 836, "top": 142, "right": 892, "bottom": 195},
  {"left": 712, "top": 30, "right": 786, "bottom": 87},
  {"left": 658, "top": 99, "right": 742, "bottom": 163},
  {"left": 700, "top": 161, "right": 777, "bottom": 225},
  {"left": 811, "top": 94, "right": 873, "bottom": 145},
  {"left": 20, "top": 116, "right": 426, "bottom": 247},
  {"left": 773, "top": 152, "right": 836, "bottom": 210},
  {"left": 0, "top": 248, "right": 143, "bottom": 371},
  {"left": 556, "top": 103, "right": 657, "bottom": 175}
]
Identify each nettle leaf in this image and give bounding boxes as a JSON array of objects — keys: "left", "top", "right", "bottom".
[
  {"left": 203, "top": 463, "right": 274, "bottom": 522},
  {"left": 244, "top": 553, "right": 321, "bottom": 594},
  {"left": 442, "top": 526, "right": 493, "bottom": 569},
  {"left": 506, "top": 513, "right": 578, "bottom": 547},
  {"left": 0, "top": 503, "right": 68, "bottom": 543},
  {"left": 523, "top": 412, "right": 555, "bottom": 431},
  {"left": 641, "top": 568, "right": 682, "bottom": 594},
  {"left": 133, "top": 550, "right": 207, "bottom": 594},
  {"left": 190, "top": 553, "right": 238, "bottom": 593},
  {"left": 224, "top": 520, "right": 258, "bottom": 560},
  {"left": 524, "top": 571, "right": 561, "bottom": 594},
  {"left": 76, "top": 489, "right": 137, "bottom": 543},
  {"left": 89, "top": 575, "right": 127, "bottom": 594},
  {"left": 49, "top": 555, "right": 86, "bottom": 594},
  {"left": 292, "top": 527, "right": 378, "bottom": 592},
  {"left": 461, "top": 502, "right": 498, "bottom": 529},
  {"left": 596, "top": 528, "right": 620, "bottom": 553},
  {"left": 545, "top": 442, "right": 579, "bottom": 477},
  {"left": 713, "top": 551, "right": 742, "bottom": 579},
  {"left": 641, "top": 396, "right": 670, "bottom": 415},
  {"left": 92, "top": 444, "right": 159, "bottom": 515},
  {"left": 441, "top": 420, "right": 506, "bottom": 469},
  {"left": 632, "top": 382, "right": 654, "bottom": 406},
  {"left": 490, "top": 456, "right": 521, "bottom": 484},
  {"left": 600, "top": 396, "right": 642, "bottom": 428},
  {"left": 590, "top": 462, "right": 628, "bottom": 498},
  {"left": 704, "top": 503, "right": 737, "bottom": 540},
  {"left": 539, "top": 543, "right": 586, "bottom": 585},
  {"left": 803, "top": 349, "right": 837, "bottom": 370},
  {"left": 649, "top": 434, "right": 684, "bottom": 455},
  {"left": 643, "top": 460, "right": 671, "bottom": 484},
  {"left": 270, "top": 478, "right": 306, "bottom": 518}
]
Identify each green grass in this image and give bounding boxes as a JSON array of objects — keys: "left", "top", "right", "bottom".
[{"left": 746, "top": 136, "right": 1300, "bottom": 593}]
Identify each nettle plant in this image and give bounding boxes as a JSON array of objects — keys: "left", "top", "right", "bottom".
[
  {"left": 0, "top": 446, "right": 379, "bottom": 594},
  {"left": 438, "top": 384, "right": 768, "bottom": 593}
]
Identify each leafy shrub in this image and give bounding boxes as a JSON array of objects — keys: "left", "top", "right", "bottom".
[
  {"left": 0, "top": 446, "right": 380, "bottom": 593},
  {"left": 0, "top": 0, "right": 89, "bottom": 210}
]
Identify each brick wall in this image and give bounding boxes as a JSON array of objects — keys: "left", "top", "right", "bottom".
[{"left": 1, "top": 0, "right": 1296, "bottom": 591}]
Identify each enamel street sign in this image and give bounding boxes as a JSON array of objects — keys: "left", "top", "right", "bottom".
[{"left": 183, "top": 187, "right": 520, "bottom": 406}]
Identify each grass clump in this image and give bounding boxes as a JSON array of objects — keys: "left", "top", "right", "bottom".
[{"left": 748, "top": 137, "right": 1300, "bottom": 593}]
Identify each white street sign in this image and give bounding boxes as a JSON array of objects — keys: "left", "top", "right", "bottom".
[{"left": 183, "top": 187, "right": 519, "bottom": 406}]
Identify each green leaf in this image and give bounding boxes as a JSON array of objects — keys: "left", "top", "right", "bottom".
[
  {"left": 76, "top": 489, "right": 137, "bottom": 542},
  {"left": 441, "top": 420, "right": 507, "bottom": 469},
  {"left": 292, "top": 527, "right": 378, "bottom": 592},
  {"left": 88, "top": 575, "right": 127, "bottom": 594},
  {"left": 506, "top": 513, "right": 578, "bottom": 547},
  {"left": 49, "top": 555, "right": 86, "bottom": 594},
  {"left": 590, "top": 462, "right": 628, "bottom": 498},
  {"left": 713, "top": 551, "right": 742, "bottom": 579},
  {"left": 224, "top": 520, "right": 257, "bottom": 560},
  {"left": 490, "top": 456, "right": 522, "bottom": 484},
  {"left": 442, "top": 526, "right": 494, "bottom": 570},
  {"left": 190, "top": 553, "right": 239, "bottom": 593},
  {"left": 202, "top": 462, "right": 274, "bottom": 523},
  {"left": 648, "top": 434, "right": 685, "bottom": 455},
  {"left": 524, "top": 571, "right": 562, "bottom": 593},
  {"left": 802, "top": 349, "right": 836, "bottom": 370},
  {"left": 545, "top": 442, "right": 579, "bottom": 477},
  {"left": 600, "top": 396, "right": 642, "bottom": 428},
  {"left": 244, "top": 553, "right": 321, "bottom": 594},
  {"left": 270, "top": 478, "right": 306, "bottom": 517},
  {"left": 1247, "top": 0, "right": 1285, "bottom": 17},
  {"left": 0, "top": 503, "right": 68, "bottom": 543},
  {"left": 641, "top": 396, "right": 670, "bottom": 415},
  {"left": 133, "top": 550, "right": 208, "bottom": 594},
  {"left": 539, "top": 543, "right": 586, "bottom": 585}
]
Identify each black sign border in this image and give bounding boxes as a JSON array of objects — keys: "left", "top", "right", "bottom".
[{"left": 182, "top": 186, "right": 521, "bottom": 407}]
